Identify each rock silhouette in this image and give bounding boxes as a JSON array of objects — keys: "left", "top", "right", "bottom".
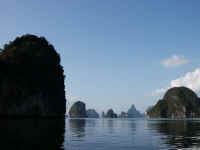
[
  {"left": 105, "top": 109, "right": 117, "bottom": 118},
  {"left": 0, "top": 34, "right": 66, "bottom": 117}
]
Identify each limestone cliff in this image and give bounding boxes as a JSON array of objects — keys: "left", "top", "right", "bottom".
[
  {"left": 0, "top": 34, "right": 66, "bottom": 117},
  {"left": 147, "top": 87, "right": 200, "bottom": 118}
]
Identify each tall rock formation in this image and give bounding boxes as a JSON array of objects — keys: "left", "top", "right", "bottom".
[
  {"left": 105, "top": 109, "right": 117, "bottom": 118},
  {"left": 127, "top": 105, "right": 143, "bottom": 118},
  {"left": 0, "top": 34, "right": 66, "bottom": 117},
  {"left": 147, "top": 87, "right": 200, "bottom": 118},
  {"left": 69, "top": 101, "right": 87, "bottom": 118}
]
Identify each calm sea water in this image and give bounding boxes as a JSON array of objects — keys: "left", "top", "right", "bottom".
[{"left": 3, "top": 118, "right": 200, "bottom": 150}]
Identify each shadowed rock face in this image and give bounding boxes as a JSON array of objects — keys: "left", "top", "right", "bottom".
[
  {"left": 147, "top": 87, "right": 200, "bottom": 118},
  {"left": 0, "top": 34, "right": 66, "bottom": 117},
  {"left": 69, "top": 101, "right": 87, "bottom": 118},
  {"left": 105, "top": 109, "right": 117, "bottom": 118},
  {"left": 86, "top": 109, "right": 99, "bottom": 118}
]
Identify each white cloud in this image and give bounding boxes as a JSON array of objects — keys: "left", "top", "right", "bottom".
[
  {"left": 161, "top": 55, "right": 189, "bottom": 67},
  {"left": 152, "top": 68, "right": 200, "bottom": 96}
]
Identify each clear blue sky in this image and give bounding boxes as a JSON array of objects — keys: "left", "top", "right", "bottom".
[{"left": 1, "top": 0, "right": 200, "bottom": 114}]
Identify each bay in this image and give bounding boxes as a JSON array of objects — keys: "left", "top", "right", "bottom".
[{"left": 3, "top": 118, "right": 200, "bottom": 150}]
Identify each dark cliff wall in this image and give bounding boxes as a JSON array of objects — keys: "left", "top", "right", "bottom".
[{"left": 0, "top": 34, "right": 66, "bottom": 117}]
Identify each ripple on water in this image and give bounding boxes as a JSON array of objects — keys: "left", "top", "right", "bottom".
[{"left": 63, "top": 118, "right": 200, "bottom": 150}]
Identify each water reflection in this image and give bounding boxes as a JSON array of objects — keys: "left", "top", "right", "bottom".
[
  {"left": 69, "top": 119, "right": 86, "bottom": 138},
  {"left": 148, "top": 120, "right": 200, "bottom": 149},
  {"left": 128, "top": 120, "right": 136, "bottom": 133},
  {"left": 0, "top": 118, "right": 65, "bottom": 150},
  {"left": 107, "top": 119, "right": 115, "bottom": 134}
]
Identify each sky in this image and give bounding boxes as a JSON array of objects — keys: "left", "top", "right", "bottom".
[{"left": 0, "top": 0, "right": 200, "bottom": 114}]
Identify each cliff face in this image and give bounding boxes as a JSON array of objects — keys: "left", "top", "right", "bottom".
[
  {"left": 147, "top": 87, "right": 200, "bottom": 118},
  {"left": 69, "top": 101, "right": 87, "bottom": 118},
  {"left": 0, "top": 34, "right": 66, "bottom": 117}
]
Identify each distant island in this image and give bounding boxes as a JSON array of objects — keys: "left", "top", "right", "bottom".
[
  {"left": 0, "top": 34, "right": 66, "bottom": 117},
  {"left": 69, "top": 101, "right": 99, "bottom": 118},
  {"left": 69, "top": 101, "right": 87, "bottom": 118},
  {"left": 68, "top": 101, "right": 144, "bottom": 119},
  {"left": 86, "top": 109, "right": 99, "bottom": 118},
  {"left": 119, "top": 104, "right": 144, "bottom": 118},
  {"left": 104, "top": 109, "right": 118, "bottom": 118},
  {"left": 147, "top": 87, "right": 200, "bottom": 118}
]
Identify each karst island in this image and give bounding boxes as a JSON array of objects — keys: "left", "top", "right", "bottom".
[
  {"left": 147, "top": 87, "right": 200, "bottom": 118},
  {"left": 0, "top": 34, "right": 66, "bottom": 117}
]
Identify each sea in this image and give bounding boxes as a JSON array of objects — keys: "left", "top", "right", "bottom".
[{"left": 4, "top": 118, "right": 200, "bottom": 150}]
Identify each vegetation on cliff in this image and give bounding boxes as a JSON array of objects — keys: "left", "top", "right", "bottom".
[
  {"left": 147, "top": 87, "right": 200, "bottom": 118},
  {"left": 0, "top": 34, "right": 66, "bottom": 117}
]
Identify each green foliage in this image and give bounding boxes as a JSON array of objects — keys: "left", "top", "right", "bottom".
[
  {"left": 1, "top": 34, "right": 60, "bottom": 65},
  {"left": 147, "top": 87, "right": 200, "bottom": 118}
]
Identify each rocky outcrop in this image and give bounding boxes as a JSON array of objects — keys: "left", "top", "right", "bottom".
[
  {"left": 127, "top": 104, "right": 143, "bottom": 118},
  {"left": 119, "top": 111, "right": 128, "bottom": 118},
  {"left": 147, "top": 87, "right": 200, "bottom": 118},
  {"left": 69, "top": 101, "right": 87, "bottom": 118},
  {"left": 86, "top": 109, "right": 99, "bottom": 118},
  {"left": 105, "top": 109, "right": 117, "bottom": 118},
  {"left": 0, "top": 34, "right": 66, "bottom": 117}
]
